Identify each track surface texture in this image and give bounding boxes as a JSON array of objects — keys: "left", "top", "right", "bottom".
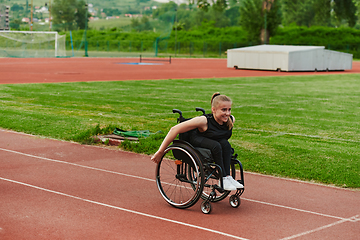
[
  {"left": 0, "top": 58, "right": 360, "bottom": 84},
  {"left": 0, "top": 58, "right": 359, "bottom": 239},
  {"left": 0, "top": 130, "right": 359, "bottom": 240}
]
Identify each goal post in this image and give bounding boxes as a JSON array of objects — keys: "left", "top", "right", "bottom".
[{"left": 0, "top": 31, "right": 66, "bottom": 58}]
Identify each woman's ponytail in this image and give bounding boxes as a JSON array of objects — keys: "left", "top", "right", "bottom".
[
  {"left": 211, "top": 92, "right": 221, "bottom": 106},
  {"left": 227, "top": 116, "right": 234, "bottom": 130}
]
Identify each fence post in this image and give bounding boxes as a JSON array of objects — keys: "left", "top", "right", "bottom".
[
  {"left": 155, "top": 38, "right": 158, "bottom": 56},
  {"left": 118, "top": 41, "right": 120, "bottom": 52},
  {"left": 219, "top": 42, "right": 222, "bottom": 57},
  {"left": 190, "top": 42, "right": 192, "bottom": 57},
  {"left": 174, "top": 40, "right": 177, "bottom": 57},
  {"left": 202, "top": 42, "right": 204, "bottom": 57}
]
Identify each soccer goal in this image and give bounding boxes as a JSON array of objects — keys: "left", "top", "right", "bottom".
[{"left": 0, "top": 31, "right": 66, "bottom": 58}]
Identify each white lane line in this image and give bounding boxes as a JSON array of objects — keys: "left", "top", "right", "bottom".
[
  {"left": 279, "top": 215, "right": 359, "bottom": 240},
  {"left": 0, "top": 147, "right": 154, "bottom": 183},
  {"left": 0, "top": 147, "right": 348, "bottom": 221},
  {"left": 0, "top": 177, "right": 248, "bottom": 240},
  {"left": 244, "top": 171, "right": 355, "bottom": 191},
  {"left": 241, "top": 197, "right": 346, "bottom": 221}
]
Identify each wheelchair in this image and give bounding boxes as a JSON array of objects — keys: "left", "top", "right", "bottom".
[{"left": 155, "top": 107, "right": 245, "bottom": 214}]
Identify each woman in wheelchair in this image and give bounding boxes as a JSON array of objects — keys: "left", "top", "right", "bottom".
[{"left": 151, "top": 92, "right": 244, "bottom": 191}]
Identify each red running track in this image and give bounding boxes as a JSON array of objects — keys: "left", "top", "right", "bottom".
[
  {"left": 0, "top": 58, "right": 360, "bottom": 84},
  {"left": 0, "top": 129, "right": 359, "bottom": 240}
]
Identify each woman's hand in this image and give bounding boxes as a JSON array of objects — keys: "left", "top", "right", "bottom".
[{"left": 151, "top": 150, "right": 163, "bottom": 164}]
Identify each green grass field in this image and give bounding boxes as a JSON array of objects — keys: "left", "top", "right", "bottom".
[{"left": 0, "top": 74, "right": 359, "bottom": 188}]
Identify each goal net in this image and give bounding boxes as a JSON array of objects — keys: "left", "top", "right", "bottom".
[{"left": 0, "top": 31, "right": 66, "bottom": 58}]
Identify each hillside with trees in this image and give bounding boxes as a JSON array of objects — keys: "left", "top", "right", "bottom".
[{"left": 2, "top": 0, "right": 360, "bottom": 57}]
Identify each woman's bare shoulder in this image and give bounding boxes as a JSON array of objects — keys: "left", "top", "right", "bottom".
[
  {"left": 172, "top": 115, "right": 207, "bottom": 133},
  {"left": 191, "top": 115, "right": 208, "bottom": 132},
  {"left": 184, "top": 115, "right": 207, "bottom": 127}
]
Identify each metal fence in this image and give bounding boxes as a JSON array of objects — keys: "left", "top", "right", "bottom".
[
  {"left": 66, "top": 39, "right": 360, "bottom": 58},
  {"left": 66, "top": 40, "right": 257, "bottom": 58}
]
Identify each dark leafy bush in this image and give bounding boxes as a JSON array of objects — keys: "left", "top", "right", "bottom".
[{"left": 271, "top": 26, "right": 360, "bottom": 58}]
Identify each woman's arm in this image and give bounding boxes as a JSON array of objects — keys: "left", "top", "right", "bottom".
[{"left": 151, "top": 116, "right": 207, "bottom": 163}]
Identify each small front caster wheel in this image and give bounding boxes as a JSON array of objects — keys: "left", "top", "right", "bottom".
[
  {"left": 229, "top": 195, "right": 240, "bottom": 208},
  {"left": 201, "top": 201, "right": 212, "bottom": 214}
]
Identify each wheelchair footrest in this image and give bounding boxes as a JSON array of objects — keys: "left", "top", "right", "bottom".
[
  {"left": 214, "top": 184, "right": 225, "bottom": 193},
  {"left": 234, "top": 188, "right": 245, "bottom": 197}
]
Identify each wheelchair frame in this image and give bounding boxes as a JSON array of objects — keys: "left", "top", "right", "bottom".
[{"left": 155, "top": 108, "right": 245, "bottom": 214}]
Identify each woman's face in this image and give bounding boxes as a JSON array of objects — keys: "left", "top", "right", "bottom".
[{"left": 212, "top": 100, "right": 232, "bottom": 124}]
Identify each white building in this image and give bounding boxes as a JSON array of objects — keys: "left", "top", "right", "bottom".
[
  {"left": 35, "top": 6, "right": 49, "bottom": 13},
  {"left": 227, "top": 45, "right": 353, "bottom": 71}
]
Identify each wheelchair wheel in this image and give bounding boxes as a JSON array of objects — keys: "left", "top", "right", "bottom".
[
  {"left": 156, "top": 142, "right": 204, "bottom": 209},
  {"left": 201, "top": 201, "right": 212, "bottom": 214},
  {"left": 229, "top": 195, "right": 240, "bottom": 208}
]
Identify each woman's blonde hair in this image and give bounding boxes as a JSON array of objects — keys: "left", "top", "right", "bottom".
[{"left": 210, "top": 92, "right": 233, "bottom": 130}]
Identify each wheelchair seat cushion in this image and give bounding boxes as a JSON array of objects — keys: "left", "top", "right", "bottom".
[{"left": 195, "top": 147, "right": 213, "bottom": 161}]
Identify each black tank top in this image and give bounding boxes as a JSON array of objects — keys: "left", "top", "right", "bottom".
[{"left": 196, "top": 113, "right": 232, "bottom": 140}]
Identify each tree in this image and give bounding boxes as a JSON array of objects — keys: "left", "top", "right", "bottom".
[
  {"left": 136, "top": 0, "right": 150, "bottom": 4},
  {"left": 10, "top": 19, "right": 21, "bottom": 30},
  {"left": 355, "top": 0, "right": 360, "bottom": 26},
  {"left": 239, "top": 0, "right": 282, "bottom": 43},
  {"left": 140, "top": 16, "right": 152, "bottom": 31},
  {"left": 333, "top": 0, "right": 357, "bottom": 27},
  {"left": 197, "top": 0, "right": 228, "bottom": 12},
  {"left": 131, "top": 17, "right": 140, "bottom": 30},
  {"left": 177, "top": 0, "right": 238, "bottom": 28},
  {"left": 52, "top": 0, "right": 89, "bottom": 31},
  {"left": 225, "top": 5, "right": 241, "bottom": 26},
  {"left": 10, "top": 4, "right": 24, "bottom": 12},
  {"left": 75, "top": 0, "right": 88, "bottom": 29},
  {"left": 282, "top": 0, "right": 357, "bottom": 27},
  {"left": 175, "top": 4, "right": 194, "bottom": 30},
  {"left": 281, "top": 0, "right": 315, "bottom": 27},
  {"left": 152, "top": 1, "right": 177, "bottom": 18},
  {"left": 312, "top": 0, "right": 331, "bottom": 26},
  {"left": 264, "top": 0, "right": 282, "bottom": 41}
]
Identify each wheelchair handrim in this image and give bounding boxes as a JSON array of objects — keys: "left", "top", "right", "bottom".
[{"left": 156, "top": 146, "right": 203, "bottom": 208}]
